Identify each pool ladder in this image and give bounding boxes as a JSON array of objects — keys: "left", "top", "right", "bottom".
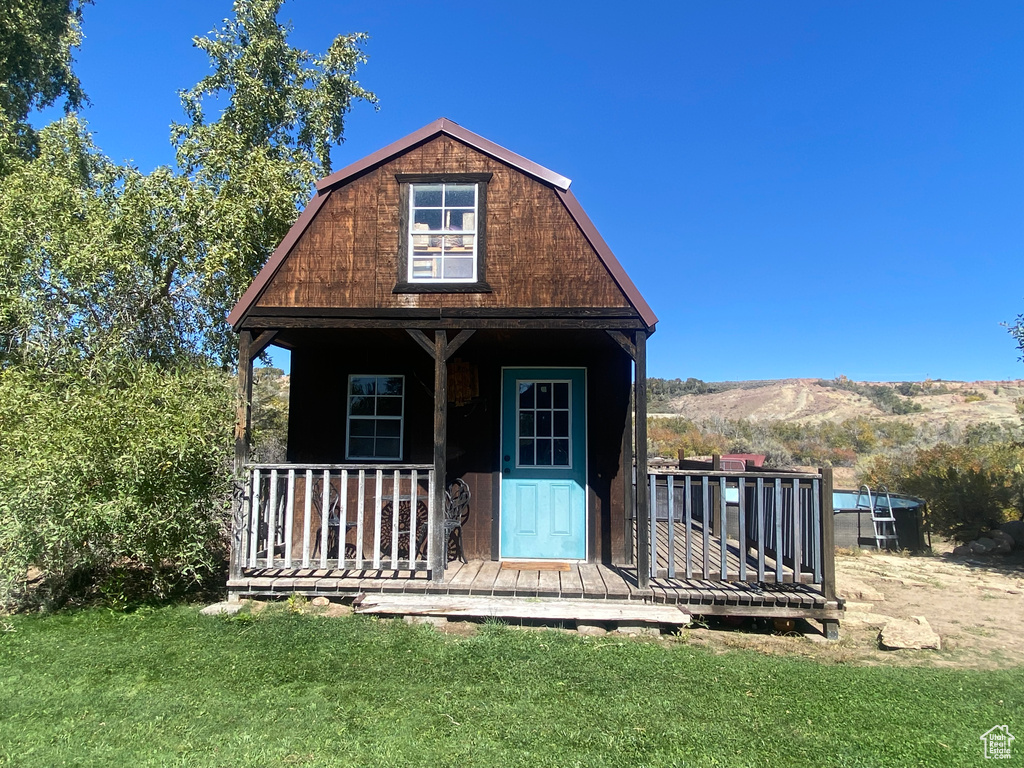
[{"left": 856, "top": 484, "right": 899, "bottom": 550}]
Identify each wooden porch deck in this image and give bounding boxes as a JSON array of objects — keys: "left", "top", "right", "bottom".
[{"left": 228, "top": 558, "right": 840, "bottom": 620}]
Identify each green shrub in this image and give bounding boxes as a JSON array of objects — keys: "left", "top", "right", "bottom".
[
  {"left": 0, "top": 361, "right": 233, "bottom": 607},
  {"left": 861, "top": 444, "right": 1019, "bottom": 542}
]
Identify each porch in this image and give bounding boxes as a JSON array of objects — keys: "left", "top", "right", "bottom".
[{"left": 228, "top": 461, "right": 842, "bottom": 634}]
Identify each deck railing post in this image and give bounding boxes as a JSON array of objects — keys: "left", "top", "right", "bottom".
[{"left": 819, "top": 466, "right": 836, "bottom": 601}]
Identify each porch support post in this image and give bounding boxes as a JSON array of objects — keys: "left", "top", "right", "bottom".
[
  {"left": 430, "top": 330, "right": 449, "bottom": 582},
  {"left": 231, "top": 330, "right": 255, "bottom": 582},
  {"left": 819, "top": 466, "right": 839, "bottom": 640},
  {"left": 635, "top": 330, "right": 650, "bottom": 589}
]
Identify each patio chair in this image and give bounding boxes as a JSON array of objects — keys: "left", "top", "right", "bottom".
[{"left": 412, "top": 477, "right": 471, "bottom": 563}]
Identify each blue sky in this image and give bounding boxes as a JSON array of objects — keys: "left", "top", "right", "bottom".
[{"left": 37, "top": 0, "right": 1024, "bottom": 382}]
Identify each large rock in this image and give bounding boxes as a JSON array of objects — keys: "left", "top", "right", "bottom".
[
  {"left": 969, "top": 540, "right": 993, "bottom": 554},
  {"left": 200, "top": 602, "right": 244, "bottom": 616},
  {"left": 879, "top": 616, "right": 941, "bottom": 651},
  {"left": 997, "top": 521, "right": 1024, "bottom": 548}
]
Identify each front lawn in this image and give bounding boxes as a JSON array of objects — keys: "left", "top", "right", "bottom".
[{"left": 0, "top": 606, "right": 1018, "bottom": 767}]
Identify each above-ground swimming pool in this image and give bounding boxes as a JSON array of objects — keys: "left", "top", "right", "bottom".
[{"left": 832, "top": 489, "right": 927, "bottom": 551}]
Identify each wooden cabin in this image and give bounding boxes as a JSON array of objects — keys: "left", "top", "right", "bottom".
[{"left": 227, "top": 119, "right": 843, "bottom": 637}]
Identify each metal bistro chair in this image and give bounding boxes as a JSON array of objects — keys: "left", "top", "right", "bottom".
[{"left": 414, "top": 477, "right": 471, "bottom": 563}]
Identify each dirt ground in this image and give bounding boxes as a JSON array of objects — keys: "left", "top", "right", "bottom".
[{"left": 681, "top": 541, "right": 1024, "bottom": 669}]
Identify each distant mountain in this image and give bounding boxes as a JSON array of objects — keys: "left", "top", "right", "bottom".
[{"left": 652, "top": 378, "right": 1024, "bottom": 429}]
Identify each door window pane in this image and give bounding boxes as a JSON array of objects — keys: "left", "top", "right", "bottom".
[{"left": 515, "top": 379, "right": 572, "bottom": 467}]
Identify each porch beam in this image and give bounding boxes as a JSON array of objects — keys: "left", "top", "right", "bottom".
[
  {"left": 430, "top": 330, "right": 449, "bottom": 582},
  {"left": 406, "top": 329, "right": 437, "bottom": 359},
  {"left": 606, "top": 330, "right": 636, "bottom": 360},
  {"left": 242, "top": 316, "right": 647, "bottom": 331},
  {"left": 250, "top": 330, "right": 278, "bottom": 358},
  {"left": 635, "top": 330, "right": 650, "bottom": 588},
  {"left": 443, "top": 329, "right": 475, "bottom": 360}
]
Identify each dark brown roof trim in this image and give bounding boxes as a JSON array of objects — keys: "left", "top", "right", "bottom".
[
  {"left": 316, "top": 117, "right": 572, "bottom": 193},
  {"left": 226, "top": 188, "right": 333, "bottom": 329},
  {"left": 555, "top": 188, "right": 658, "bottom": 331}
]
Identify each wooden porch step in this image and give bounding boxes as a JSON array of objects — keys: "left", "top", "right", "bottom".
[{"left": 354, "top": 593, "right": 692, "bottom": 626}]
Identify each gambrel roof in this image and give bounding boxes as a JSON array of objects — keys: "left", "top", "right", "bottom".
[{"left": 228, "top": 118, "right": 657, "bottom": 330}]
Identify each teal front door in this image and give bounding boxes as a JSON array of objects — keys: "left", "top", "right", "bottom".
[{"left": 500, "top": 368, "right": 587, "bottom": 560}]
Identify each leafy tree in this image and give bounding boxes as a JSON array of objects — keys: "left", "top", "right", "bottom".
[
  {"left": 173, "top": 0, "right": 376, "bottom": 364},
  {"left": 0, "top": 0, "right": 89, "bottom": 168},
  {"left": 0, "top": 0, "right": 376, "bottom": 606}
]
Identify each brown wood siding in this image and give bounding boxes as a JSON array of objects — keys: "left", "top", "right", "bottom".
[
  {"left": 286, "top": 329, "right": 631, "bottom": 563},
  {"left": 256, "top": 136, "right": 633, "bottom": 313}
]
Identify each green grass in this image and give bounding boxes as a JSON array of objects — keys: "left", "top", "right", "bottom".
[{"left": 0, "top": 607, "right": 1020, "bottom": 767}]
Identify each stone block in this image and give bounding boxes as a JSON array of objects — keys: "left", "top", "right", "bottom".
[{"left": 879, "top": 616, "right": 941, "bottom": 650}]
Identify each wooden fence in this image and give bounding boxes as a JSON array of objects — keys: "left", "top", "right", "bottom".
[
  {"left": 235, "top": 464, "right": 435, "bottom": 572},
  {"left": 644, "top": 467, "right": 836, "bottom": 596}
]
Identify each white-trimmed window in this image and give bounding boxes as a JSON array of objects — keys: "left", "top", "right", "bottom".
[
  {"left": 408, "top": 182, "right": 478, "bottom": 282},
  {"left": 346, "top": 375, "right": 404, "bottom": 460}
]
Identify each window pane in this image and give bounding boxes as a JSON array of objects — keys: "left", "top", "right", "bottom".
[
  {"left": 519, "top": 439, "right": 534, "bottom": 465},
  {"left": 412, "top": 234, "right": 430, "bottom": 249},
  {"left": 376, "top": 419, "right": 401, "bottom": 437},
  {"left": 374, "top": 398, "right": 400, "bottom": 417},
  {"left": 350, "top": 377, "right": 376, "bottom": 396},
  {"left": 377, "top": 377, "right": 403, "bottom": 396},
  {"left": 413, "top": 184, "right": 442, "bottom": 207},
  {"left": 349, "top": 419, "right": 374, "bottom": 437},
  {"left": 519, "top": 383, "right": 534, "bottom": 409},
  {"left": 445, "top": 233, "right": 473, "bottom": 252},
  {"left": 553, "top": 382, "right": 569, "bottom": 409},
  {"left": 414, "top": 209, "right": 442, "bottom": 230},
  {"left": 554, "top": 439, "right": 569, "bottom": 466},
  {"left": 536, "top": 383, "right": 551, "bottom": 409},
  {"left": 446, "top": 209, "right": 475, "bottom": 230},
  {"left": 553, "top": 410, "right": 569, "bottom": 437},
  {"left": 411, "top": 257, "right": 439, "bottom": 279},
  {"left": 442, "top": 258, "right": 474, "bottom": 279},
  {"left": 536, "top": 439, "right": 552, "bottom": 466},
  {"left": 537, "top": 410, "right": 551, "bottom": 437},
  {"left": 519, "top": 411, "right": 534, "bottom": 437},
  {"left": 445, "top": 184, "right": 475, "bottom": 207},
  {"left": 349, "top": 396, "right": 374, "bottom": 416},
  {"left": 349, "top": 437, "right": 374, "bottom": 457},
  {"left": 375, "top": 438, "right": 401, "bottom": 458}
]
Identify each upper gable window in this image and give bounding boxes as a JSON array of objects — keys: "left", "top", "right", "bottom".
[
  {"left": 410, "top": 183, "right": 477, "bottom": 282},
  {"left": 394, "top": 172, "right": 492, "bottom": 294}
]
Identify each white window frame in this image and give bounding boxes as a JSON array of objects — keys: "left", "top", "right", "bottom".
[
  {"left": 345, "top": 375, "right": 405, "bottom": 461},
  {"left": 514, "top": 378, "right": 573, "bottom": 469},
  {"left": 407, "top": 182, "right": 478, "bottom": 283}
]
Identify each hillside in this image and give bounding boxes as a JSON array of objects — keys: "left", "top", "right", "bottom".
[{"left": 654, "top": 378, "right": 1024, "bottom": 431}]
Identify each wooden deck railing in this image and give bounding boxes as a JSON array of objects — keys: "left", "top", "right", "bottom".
[
  {"left": 642, "top": 467, "right": 836, "bottom": 596},
  {"left": 234, "top": 464, "right": 435, "bottom": 572}
]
